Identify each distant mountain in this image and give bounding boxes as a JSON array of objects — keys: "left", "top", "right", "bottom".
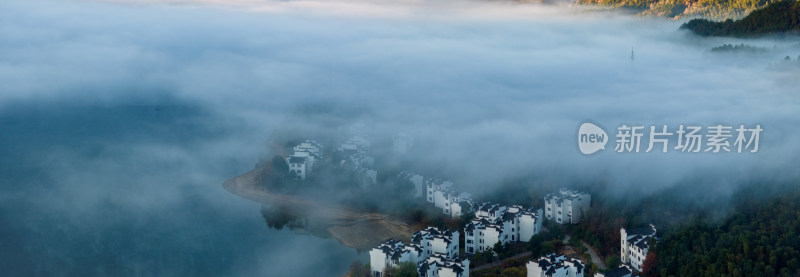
[
  {"left": 680, "top": 0, "right": 800, "bottom": 37},
  {"left": 577, "top": 0, "right": 786, "bottom": 19}
]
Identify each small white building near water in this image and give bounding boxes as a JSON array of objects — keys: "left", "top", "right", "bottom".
[
  {"left": 369, "top": 226, "right": 465, "bottom": 277},
  {"left": 369, "top": 239, "right": 423, "bottom": 277},
  {"left": 285, "top": 140, "right": 324, "bottom": 180}
]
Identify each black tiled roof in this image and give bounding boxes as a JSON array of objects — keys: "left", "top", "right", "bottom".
[
  {"left": 603, "top": 266, "right": 632, "bottom": 277},
  {"left": 288, "top": 156, "right": 306, "bottom": 163}
]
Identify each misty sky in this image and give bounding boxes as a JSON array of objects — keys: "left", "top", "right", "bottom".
[{"left": 1, "top": 0, "right": 800, "bottom": 276}]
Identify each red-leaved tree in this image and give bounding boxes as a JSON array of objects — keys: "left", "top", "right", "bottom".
[{"left": 642, "top": 251, "right": 658, "bottom": 277}]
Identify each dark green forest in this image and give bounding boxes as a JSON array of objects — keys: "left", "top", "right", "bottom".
[
  {"left": 681, "top": 0, "right": 800, "bottom": 36},
  {"left": 655, "top": 192, "right": 800, "bottom": 276}
]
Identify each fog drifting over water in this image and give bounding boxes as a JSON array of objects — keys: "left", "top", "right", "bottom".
[{"left": 1, "top": 0, "right": 800, "bottom": 275}]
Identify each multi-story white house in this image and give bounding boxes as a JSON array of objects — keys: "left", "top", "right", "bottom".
[
  {"left": 369, "top": 239, "right": 424, "bottom": 277},
  {"left": 426, "top": 178, "right": 473, "bottom": 218},
  {"left": 593, "top": 265, "right": 632, "bottom": 277},
  {"left": 412, "top": 227, "right": 460, "bottom": 259},
  {"left": 398, "top": 171, "right": 424, "bottom": 198},
  {"left": 464, "top": 203, "right": 543, "bottom": 254},
  {"left": 370, "top": 227, "right": 463, "bottom": 277},
  {"left": 284, "top": 140, "right": 324, "bottom": 180},
  {"left": 527, "top": 253, "right": 585, "bottom": 277},
  {"left": 620, "top": 224, "right": 656, "bottom": 271},
  {"left": 426, "top": 178, "right": 453, "bottom": 205},
  {"left": 464, "top": 210, "right": 503, "bottom": 254},
  {"left": 544, "top": 188, "right": 591, "bottom": 224},
  {"left": 514, "top": 206, "right": 544, "bottom": 244},
  {"left": 418, "top": 254, "right": 470, "bottom": 277},
  {"left": 286, "top": 155, "right": 309, "bottom": 180}
]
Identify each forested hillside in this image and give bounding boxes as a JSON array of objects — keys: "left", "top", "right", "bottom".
[
  {"left": 655, "top": 192, "right": 800, "bottom": 276},
  {"left": 577, "top": 0, "right": 784, "bottom": 19},
  {"left": 680, "top": 0, "right": 800, "bottom": 36}
]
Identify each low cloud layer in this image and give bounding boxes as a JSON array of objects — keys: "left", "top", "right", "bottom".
[{"left": 1, "top": 0, "right": 800, "bottom": 275}]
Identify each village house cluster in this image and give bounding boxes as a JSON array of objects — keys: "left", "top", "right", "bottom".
[
  {"left": 365, "top": 176, "right": 655, "bottom": 277},
  {"left": 369, "top": 199, "right": 545, "bottom": 276},
  {"left": 465, "top": 203, "right": 543, "bottom": 254},
  {"left": 288, "top": 126, "right": 655, "bottom": 277},
  {"left": 369, "top": 227, "right": 468, "bottom": 277}
]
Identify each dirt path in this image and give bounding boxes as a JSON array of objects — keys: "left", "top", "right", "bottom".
[{"left": 582, "top": 240, "right": 607, "bottom": 270}]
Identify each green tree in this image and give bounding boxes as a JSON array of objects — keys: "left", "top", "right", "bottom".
[
  {"left": 392, "top": 261, "right": 418, "bottom": 277},
  {"left": 528, "top": 235, "right": 545, "bottom": 256},
  {"left": 500, "top": 267, "right": 525, "bottom": 277},
  {"left": 348, "top": 260, "right": 370, "bottom": 277},
  {"left": 606, "top": 255, "right": 621, "bottom": 269}
]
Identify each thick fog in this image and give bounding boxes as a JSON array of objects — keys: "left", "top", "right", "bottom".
[{"left": 1, "top": 0, "right": 799, "bottom": 275}]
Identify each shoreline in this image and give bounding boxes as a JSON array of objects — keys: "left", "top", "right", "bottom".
[{"left": 222, "top": 167, "right": 415, "bottom": 250}]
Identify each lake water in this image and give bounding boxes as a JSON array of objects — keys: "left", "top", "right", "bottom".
[{"left": 0, "top": 103, "right": 365, "bottom": 276}]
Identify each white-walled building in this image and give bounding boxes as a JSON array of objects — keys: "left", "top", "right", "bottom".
[
  {"left": 593, "top": 265, "right": 632, "bottom": 277},
  {"left": 370, "top": 227, "right": 464, "bottom": 277},
  {"left": 418, "top": 254, "right": 470, "bottom": 277},
  {"left": 464, "top": 203, "right": 543, "bottom": 254},
  {"left": 544, "top": 188, "right": 592, "bottom": 224},
  {"left": 286, "top": 155, "right": 308, "bottom": 180},
  {"left": 527, "top": 253, "right": 585, "bottom": 277},
  {"left": 412, "top": 227, "right": 460, "bottom": 259},
  {"left": 620, "top": 224, "right": 656, "bottom": 271},
  {"left": 426, "top": 178, "right": 474, "bottom": 218},
  {"left": 369, "top": 239, "right": 424, "bottom": 277},
  {"left": 514, "top": 206, "right": 544, "bottom": 244},
  {"left": 285, "top": 140, "right": 324, "bottom": 180},
  {"left": 398, "top": 171, "right": 424, "bottom": 198}
]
